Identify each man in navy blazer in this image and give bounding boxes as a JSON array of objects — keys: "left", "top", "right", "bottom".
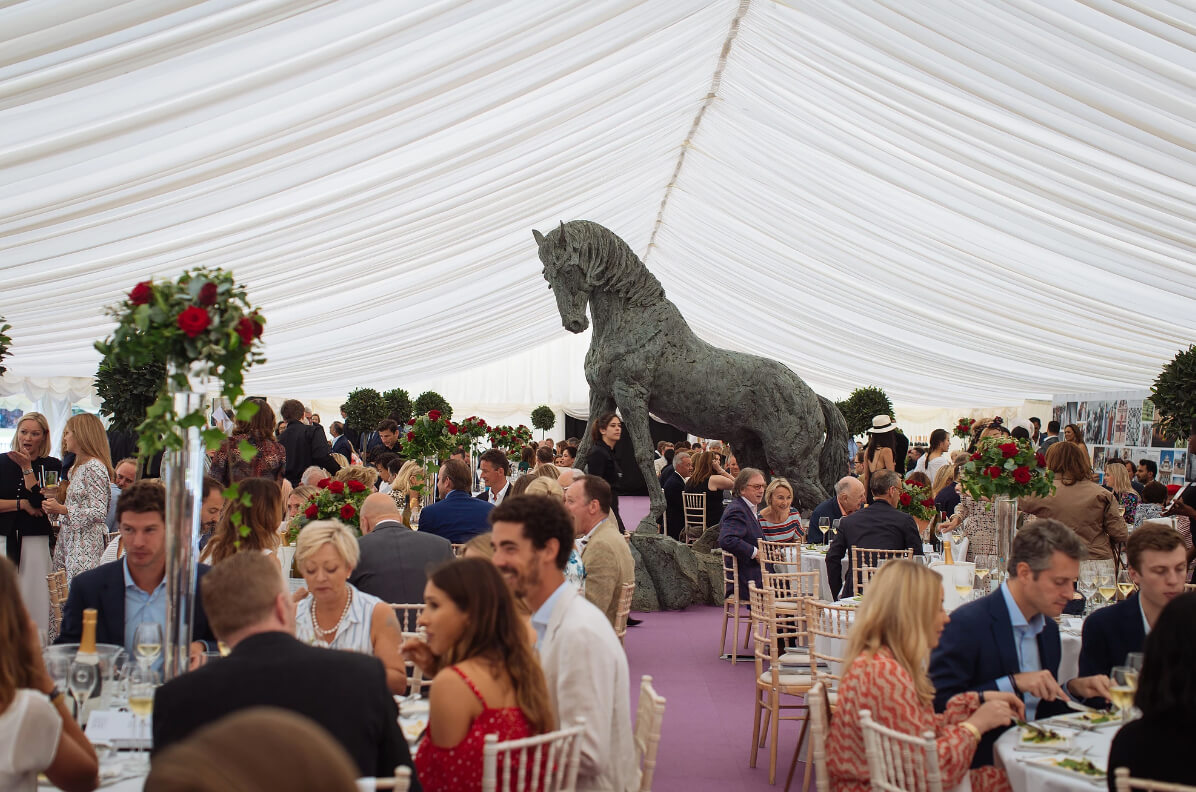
[
  {"left": 930, "top": 519, "right": 1112, "bottom": 766},
  {"left": 660, "top": 451, "right": 690, "bottom": 541},
  {"left": 718, "top": 467, "right": 767, "bottom": 600},
  {"left": 1078, "top": 523, "right": 1188, "bottom": 679},
  {"left": 57, "top": 481, "right": 216, "bottom": 660},
  {"left": 826, "top": 470, "right": 922, "bottom": 598},
  {"left": 418, "top": 458, "right": 493, "bottom": 544}
]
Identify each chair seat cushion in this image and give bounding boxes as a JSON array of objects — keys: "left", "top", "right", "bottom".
[
  {"left": 779, "top": 650, "right": 810, "bottom": 665},
  {"left": 760, "top": 671, "right": 813, "bottom": 688}
]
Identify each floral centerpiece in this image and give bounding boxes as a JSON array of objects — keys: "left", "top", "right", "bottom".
[
  {"left": 896, "top": 479, "right": 937, "bottom": 521},
  {"left": 286, "top": 477, "right": 371, "bottom": 543},
  {"left": 0, "top": 316, "right": 11, "bottom": 377},
  {"left": 457, "top": 416, "right": 490, "bottom": 449},
  {"left": 957, "top": 436, "right": 1053, "bottom": 501},
  {"left": 953, "top": 417, "right": 976, "bottom": 440},
  {"left": 94, "top": 267, "right": 266, "bottom": 460},
  {"left": 487, "top": 424, "right": 533, "bottom": 456},
  {"left": 399, "top": 410, "right": 460, "bottom": 504}
]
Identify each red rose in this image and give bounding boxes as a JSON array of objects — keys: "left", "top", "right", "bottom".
[
  {"left": 340, "top": 503, "right": 356, "bottom": 520},
  {"left": 428, "top": 410, "right": 441, "bottom": 421},
  {"left": 198, "top": 281, "right": 218, "bottom": 306},
  {"left": 408, "top": 418, "right": 416, "bottom": 426},
  {"left": 500, "top": 430, "right": 508, "bottom": 437},
  {"left": 304, "top": 503, "right": 318, "bottom": 518},
  {"left": 235, "top": 317, "right": 257, "bottom": 345},
  {"left": 317, "top": 478, "right": 331, "bottom": 489},
  {"left": 129, "top": 281, "right": 152, "bottom": 305},
  {"left": 921, "top": 498, "right": 935, "bottom": 509},
  {"left": 447, "top": 423, "right": 458, "bottom": 435},
  {"left": 247, "top": 314, "right": 263, "bottom": 337},
  {"left": 899, "top": 492, "right": 912, "bottom": 506},
  {"left": 1035, "top": 453, "right": 1046, "bottom": 467},
  {"left": 346, "top": 480, "right": 366, "bottom": 493},
  {"left": 328, "top": 480, "right": 345, "bottom": 494},
  {"left": 1012, "top": 466, "right": 1032, "bottom": 485},
  {"left": 406, "top": 431, "right": 414, "bottom": 442},
  {"left": 999, "top": 442, "right": 1019, "bottom": 458},
  {"left": 176, "top": 306, "right": 211, "bottom": 338},
  {"left": 985, "top": 466, "right": 1003, "bottom": 478},
  {"left": 971, "top": 452, "right": 982, "bottom": 461}
]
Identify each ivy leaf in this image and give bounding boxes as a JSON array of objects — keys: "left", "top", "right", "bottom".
[
  {"left": 202, "top": 428, "right": 225, "bottom": 451},
  {"left": 237, "top": 439, "right": 258, "bottom": 461},
  {"left": 235, "top": 400, "right": 260, "bottom": 422}
]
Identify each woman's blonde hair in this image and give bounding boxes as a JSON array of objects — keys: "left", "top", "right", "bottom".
[
  {"left": 290, "top": 484, "right": 319, "bottom": 505},
  {"left": 930, "top": 464, "right": 956, "bottom": 497},
  {"left": 763, "top": 477, "right": 793, "bottom": 508},
  {"left": 64, "top": 413, "right": 114, "bottom": 481},
  {"left": 11, "top": 412, "right": 52, "bottom": 459},
  {"left": 333, "top": 464, "right": 378, "bottom": 490},
  {"left": 524, "top": 476, "right": 564, "bottom": 501},
  {"left": 843, "top": 560, "right": 942, "bottom": 705},
  {"left": 1103, "top": 460, "right": 1132, "bottom": 495},
  {"left": 391, "top": 460, "right": 423, "bottom": 496},
  {"left": 463, "top": 532, "right": 495, "bottom": 559},
  {"left": 532, "top": 463, "right": 560, "bottom": 481},
  {"left": 295, "top": 520, "right": 360, "bottom": 569}
]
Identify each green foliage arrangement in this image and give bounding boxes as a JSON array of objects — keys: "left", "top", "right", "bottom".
[
  {"left": 488, "top": 424, "right": 533, "bottom": 455},
  {"left": 95, "top": 359, "right": 167, "bottom": 435},
  {"left": 413, "top": 391, "right": 452, "bottom": 421},
  {"left": 285, "top": 476, "right": 371, "bottom": 543},
  {"left": 343, "top": 388, "right": 388, "bottom": 432},
  {"left": 530, "top": 405, "right": 555, "bottom": 437},
  {"left": 382, "top": 388, "right": 412, "bottom": 424},
  {"left": 958, "top": 436, "right": 1054, "bottom": 501},
  {"left": 896, "top": 479, "right": 936, "bottom": 521},
  {"left": 0, "top": 317, "right": 10, "bottom": 377},
  {"left": 399, "top": 410, "right": 459, "bottom": 462},
  {"left": 1151, "top": 345, "right": 1196, "bottom": 443},
  {"left": 94, "top": 268, "right": 265, "bottom": 461},
  {"left": 836, "top": 386, "right": 894, "bottom": 437}
]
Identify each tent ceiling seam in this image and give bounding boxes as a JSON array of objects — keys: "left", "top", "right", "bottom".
[{"left": 643, "top": 0, "right": 752, "bottom": 263}]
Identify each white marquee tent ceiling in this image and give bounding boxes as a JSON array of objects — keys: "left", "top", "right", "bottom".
[{"left": 2, "top": 0, "right": 1194, "bottom": 414}]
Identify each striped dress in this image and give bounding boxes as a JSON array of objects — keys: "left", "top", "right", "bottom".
[
  {"left": 759, "top": 507, "right": 804, "bottom": 542},
  {"left": 294, "top": 583, "right": 382, "bottom": 654}
]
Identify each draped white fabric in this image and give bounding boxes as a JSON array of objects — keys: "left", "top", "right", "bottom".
[{"left": 1, "top": 0, "right": 1193, "bottom": 413}]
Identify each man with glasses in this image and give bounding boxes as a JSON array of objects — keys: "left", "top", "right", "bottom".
[
  {"left": 718, "top": 468, "right": 768, "bottom": 600},
  {"left": 826, "top": 469, "right": 923, "bottom": 598}
]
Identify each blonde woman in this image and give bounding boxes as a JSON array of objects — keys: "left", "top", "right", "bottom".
[
  {"left": 333, "top": 464, "right": 379, "bottom": 490},
  {"left": 2, "top": 412, "right": 62, "bottom": 631},
  {"left": 293, "top": 520, "right": 406, "bottom": 694},
  {"left": 1102, "top": 460, "right": 1139, "bottom": 525},
  {"left": 827, "top": 560, "right": 1019, "bottom": 792},
  {"left": 42, "top": 414, "right": 113, "bottom": 584},
  {"left": 758, "top": 478, "right": 803, "bottom": 542}
]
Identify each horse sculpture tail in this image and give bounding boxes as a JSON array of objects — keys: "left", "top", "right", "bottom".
[{"left": 818, "top": 395, "right": 850, "bottom": 497}]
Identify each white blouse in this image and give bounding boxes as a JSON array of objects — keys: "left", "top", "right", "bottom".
[
  {"left": 0, "top": 689, "right": 62, "bottom": 792},
  {"left": 294, "top": 583, "right": 381, "bottom": 655}
]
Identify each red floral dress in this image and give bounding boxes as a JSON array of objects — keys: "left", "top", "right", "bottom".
[
  {"left": 827, "top": 649, "right": 1010, "bottom": 792},
  {"left": 209, "top": 433, "right": 285, "bottom": 484},
  {"left": 414, "top": 666, "right": 536, "bottom": 792}
]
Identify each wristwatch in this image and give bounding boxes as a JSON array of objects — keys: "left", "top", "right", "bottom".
[{"left": 22, "top": 468, "right": 33, "bottom": 476}]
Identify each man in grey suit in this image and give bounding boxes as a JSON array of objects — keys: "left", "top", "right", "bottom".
[{"left": 349, "top": 493, "right": 454, "bottom": 608}]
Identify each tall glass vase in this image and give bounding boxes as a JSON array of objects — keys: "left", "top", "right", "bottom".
[
  {"left": 161, "top": 365, "right": 209, "bottom": 681},
  {"left": 994, "top": 495, "right": 1018, "bottom": 585}
]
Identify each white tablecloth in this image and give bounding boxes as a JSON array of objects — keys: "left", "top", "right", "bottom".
[
  {"left": 801, "top": 550, "right": 834, "bottom": 602},
  {"left": 994, "top": 718, "right": 1118, "bottom": 792}
]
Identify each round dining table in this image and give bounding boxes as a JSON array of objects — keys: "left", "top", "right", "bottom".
[{"left": 994, "top": 716, "right": 1120, "bottom": 792}]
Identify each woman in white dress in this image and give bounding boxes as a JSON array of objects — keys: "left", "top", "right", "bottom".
[
  {"left": 913, "top": 429, "right": 952, "bottom": 482},
  {"left": 0, "top": 558, "right": 99, "bottom": 792},
  {"left": 42, "top": 414, "right": 112, "bottom": 585},
  {"left": 293, "top": 520, "right": 406, "bottom": 694}
]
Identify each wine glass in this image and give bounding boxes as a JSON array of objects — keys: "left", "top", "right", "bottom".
[
  {"left": 44, "top": 653, "right": 71, "bottom": 710},
  {"left": 818, "top": 517, "right": 830, "bottom": 545},
  {"left": 829, "top": 519, "right": 840, "bottom": 541},
  {"left": 1077, "top": 564, "right": 1097, "bottom": 615},
  {"left": 1096, "top": 573, "right": 1116, "bottom": 608},
  {"left": 67, "top": 661, "right": 99, "bottom": 724},
  {"left": 1125, "top": 652, "right": 1144, "bottom": 673},
  {"left": 1110, "top": 666, "right": 1136, "bottom": 722},
  {"left": 133, "top": 622, "right": 163, "bottom": 669},
  {"left": 974, "top": 555, "right": 995, "bottom": 594},
  {"left": 1117, "top": 569, "right": 1135, "bottom": 601},
  {"left": 953, "top": 566, "right": 974, "bottom": 605},
  {"left": 127, "top": 666, "right": 159, "bottom": 759}
]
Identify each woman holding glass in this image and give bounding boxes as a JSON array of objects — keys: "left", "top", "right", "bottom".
[
  {"left": 293, "top": 520, "right": 406, "bottom": 693},
  {"left": 0, "top": 557, "right": 99, "bottom": 792},
  {"left": 0, "top": 412, "right": 62, "bottom": 634},
  {"left": 41, "top": 414, "right": 112, "bottom": 585}
]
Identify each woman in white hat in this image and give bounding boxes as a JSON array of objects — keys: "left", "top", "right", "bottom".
[{"left": 862, "top": 415, "right": 898, "bottom": 503}]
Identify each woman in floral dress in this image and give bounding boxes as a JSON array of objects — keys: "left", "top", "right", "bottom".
[
  {"left": 827, "top": 561, "right": 1019, "bottom": 792},
  {"left": 42, "top": 414, "right": 113, "bottom": 584}
]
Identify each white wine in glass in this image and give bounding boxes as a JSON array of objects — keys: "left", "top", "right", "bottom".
[
  {"left": 133, "top": 622, "right": 163, "bottom": 668},
  {"left": 127, "top": 694, "right": 153, "bottom": 718},
  {"left": 1117, "top": 570, "right": 1135, "bottom": 599},
  {"left": 1097, "top": 580, "right": 1117, "bottom": 603}
]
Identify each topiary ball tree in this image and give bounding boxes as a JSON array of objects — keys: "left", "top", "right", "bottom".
[
  {"left": 836, "top": 386, "right": 894, "bottom": 438},
  {"left": 382, "top": 388, "right": 412, "bottom": 424},
  {"left": 343, "top": 388, "right": 388, "bottom": 432},
  {"left": 1151, "top": 344, "right": 1196, "bottom": 450},
  {"left": 95, "top": 359, "right": 167, "bottom": 435},
  {"left": 413, "top": 391, "right": 452, "bottom": 421},
  {"left": 531, "top": 405, "right": 555, "bottom": 438}
]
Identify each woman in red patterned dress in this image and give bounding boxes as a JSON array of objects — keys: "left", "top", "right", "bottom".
[
  {"left": 827, "top": 561, "right": 1020, "bottom": 792},
  {"left": 401, "top": 558, "right": 554, "bottom": 791}
]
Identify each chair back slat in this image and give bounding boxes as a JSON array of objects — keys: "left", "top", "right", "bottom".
[
  {"left": 758, "top": 539, "right": 799, "bottom": 566},
  {"left": 851, "top": 547, "right": 913, "bottom": 596},
  {"left": 805, "top": 599, "right": 854, "bottom": 692},
  {"left": 634, "top": 675, "right": 667, "bottom": 791},
  {"left": 482, "top": 718, "right": 586, "bottom": 792},
  {"left": 859, "top": 709, "right": 943, "bottom": 792},
  {"left": 682, "top": 491, "right": 706, "bottom": 544},
  {"left": 390, "top": 603, "right": 425, "bottom": 633},
  {"left": 614, "top": 581, "right": 636, "bottom": 643},
  {"left": 808, "top": 683, "right": 832, "bottom": 792}
]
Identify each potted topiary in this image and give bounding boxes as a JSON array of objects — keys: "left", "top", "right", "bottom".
[
  {"left": 382, "top": 388, "right": 412, "bottom": 425},
  {"left": 1151, "top": 344, "right": 1196, "bottom": 458},
  {"left": 836, "top": 386, "right": 894, "bottom": 438},
  {"left": 413, "top": 391, "right": 452, "bottom": 421},
  {"left": 343, "top": 388, "right": 388, "bottom": 436},
  {"left": 531, "top": 405, "right": 555, "bottom": 439}
]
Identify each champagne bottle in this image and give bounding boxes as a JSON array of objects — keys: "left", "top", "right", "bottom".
[
  {"left": 943, "top": 538, "right": 954, "bottom": 566},
  {"left": 76, "top": 608, "right": 99, "bottom": 665}
]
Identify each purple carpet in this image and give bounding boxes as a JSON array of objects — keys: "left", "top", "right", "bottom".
[{"left": 620, "top": 497, "right": 809, "bottom": 791}]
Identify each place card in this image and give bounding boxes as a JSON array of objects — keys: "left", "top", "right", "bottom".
[{"left": 85, "top": 710, "right": 152, "bottom": 749}]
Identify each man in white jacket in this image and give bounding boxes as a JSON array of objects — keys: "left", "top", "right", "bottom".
[{"left": 491, "top": 494, "right": 639, "bottom": 792}]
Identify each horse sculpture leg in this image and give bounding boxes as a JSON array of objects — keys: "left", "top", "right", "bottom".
[{"left": 611, "top": 380, "right": 666, "bottom": 534}]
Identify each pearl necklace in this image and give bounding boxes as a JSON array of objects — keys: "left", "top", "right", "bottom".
[{"left": 311, "top": 585, "right": 353, "bottom": 638}]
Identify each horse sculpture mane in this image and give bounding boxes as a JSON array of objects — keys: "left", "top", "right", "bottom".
[{"left": 539, "top": 221, "right": 665, "bottom": 308}]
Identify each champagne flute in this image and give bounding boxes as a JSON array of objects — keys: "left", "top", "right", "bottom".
[
  {"left": 127, "top": 666, "right": 159, "bottom": 759},
  {"left": 67, "top": 661, "right": 98, "bottom": 724},
  {"left": 133, "top": 622, "right": 163, "bottom": 669},
  {"left": 1117, "top": 570, "right": 1135, "bottom": 600},
  {"left": 974, "top": 555, "right": 994, "bottom": 593},
  {"left": 818, "top": 517, "right": 830, "bottom": 545},
  {"left": 44, "top": 653, "right": 71, "bottom": 712},
  {"left": 1109, "top": 666, "right": 1136, "bottom": 722},
  {"left": 1096, "top": 574, "right": 1116, "bottom": 607}
]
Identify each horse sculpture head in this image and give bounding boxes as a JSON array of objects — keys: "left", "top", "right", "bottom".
[
  {"left": 534, "top": 221, "right": 590, "bottom": 334},
  {"left": 533, "top": 220, "right": 665, "bottom": 334}
]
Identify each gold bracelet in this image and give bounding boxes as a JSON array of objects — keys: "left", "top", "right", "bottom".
[{"left": 960, "top": 722, "right": 982, "bottom": 743}]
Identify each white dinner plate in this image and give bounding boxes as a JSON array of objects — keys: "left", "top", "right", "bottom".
[{"left": 1026, "top": 756, "right": 1107, "bottom": 786}]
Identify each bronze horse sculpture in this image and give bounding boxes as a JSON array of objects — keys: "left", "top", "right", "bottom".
[{"left": 534, "top": 220, "right": 848, "bottom": 533}]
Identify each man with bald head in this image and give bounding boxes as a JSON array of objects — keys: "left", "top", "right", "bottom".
[
  {"left": 348, "top": 492, "right": 453, "bottom": 604},
  {"left": 806, "top": 476, "right": 867, "bottom": 543}
]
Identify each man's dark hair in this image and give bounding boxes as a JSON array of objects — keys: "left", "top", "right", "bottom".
[
  {"left": 489, "top": 494, "right": 573, "bottom": 570},
  {"left": 377, "top": 418, "right": 399, "bottom": 434},
  {"left": 1030, "top": 417, "right": 1041, "bottom": 427},
  {"left": 1127, "top": 522, "right": 1183, "bottom": 571},
  {"left": 1135, "top": 592, "right": 1196, "bottom": 720},
  {"left": 330, "top": 421, "right": 343, "bottom": 437},
  {"left": 385, "top": 456, "right": 405, "bottom": 476},
  {"left": 202, "top": 475, "right": 223, "bottom": 500},
  {"left": 1141, "top": 480, "right": 1167, "bottom": 505},
  {"left": 535, "top": 446, "right": 554, "bottom": 464},
  {"left": 374, "top": 452, "right": 399, "bottom": 469},
  {"left": 1047, "top": 420, "right": 1060, "bottom": 433},
  {"left": 571, "top": 474, "right": 612, "bottom": 514},
  {"left": 479, "top": 448, "right": 509, "bottom": 475},
  {"left": 675, "top": 440, "right": 691, "bottom": 450},
  {"left": 1011, "top": 426, "right": 1030, "bottom": 440},
  {"left": 117, "top": 480, "right": 166, "bottom": 521},
  {"left": 1138, "top": 459, "right": 1157, "bottom": 477},
  {"left": 280, "top": 399, "right": 305, "bottom": 422},
  {"left": 441, "top": 458, "right": 472, "bottom": 492},
  {"left": 663, "top": 448, "right": 675, "bottom": 465}
]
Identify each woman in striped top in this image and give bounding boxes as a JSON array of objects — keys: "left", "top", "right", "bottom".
[{"left": 758, "top": 477, "right": 804, "bottom": 542}]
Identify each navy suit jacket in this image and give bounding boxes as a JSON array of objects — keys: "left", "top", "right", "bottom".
[
  {"left": 806, "top": 496, "right": 844, "bottom": 544},
  {"left": 929, "top": 588, "right": 1069, "bottom": 767},
  {"left": 330, "top": 435, "right": 353, "bottom": 461},
  {"left": 56, "top": 559, "right": 216, "bottom": 648},
  {"left": 718, "top": 497, "right": 763, "bottom": 599},
  {"left": 825, "top": 500, "right": 922, "bottom": 598},
  {"left": 418, "top": 489, "right": 493, "bottom": 544},
  {"left": 1078, "top": 593, "right": 1145, "bottom": 679},
  {"left": 662, "top": 471, "right": 685, "bottom": 541}
]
